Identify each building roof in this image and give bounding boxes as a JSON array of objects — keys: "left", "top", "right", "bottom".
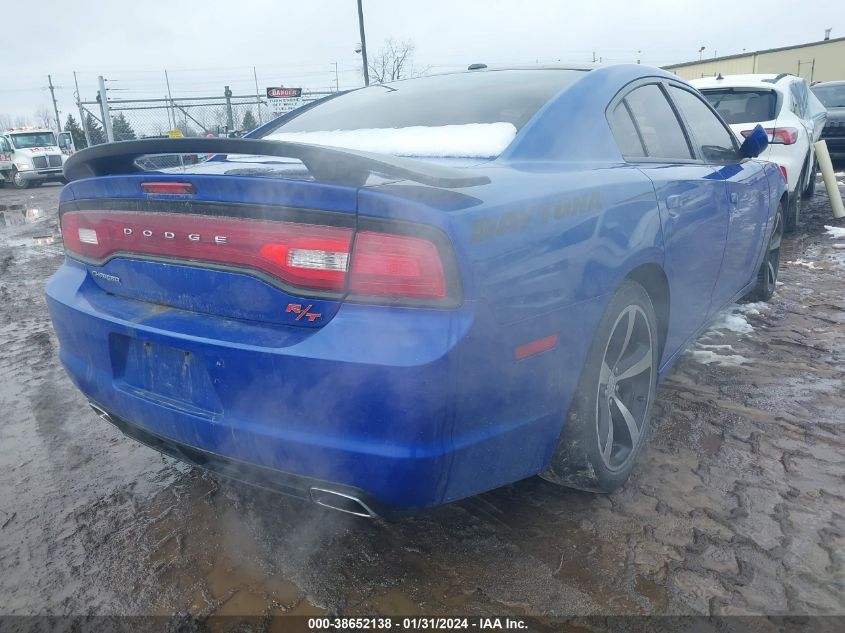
[{"left": 664, "top": 36, "right": 845, "bottom": 70}]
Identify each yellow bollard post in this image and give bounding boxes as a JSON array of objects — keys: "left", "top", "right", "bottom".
[{"left": 814, "top": 140, "right": 845, "bottom": 219}]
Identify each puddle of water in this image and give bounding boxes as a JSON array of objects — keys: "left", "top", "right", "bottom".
[{"left": 0, "top": 207, "right": 44, "bottom": 229}]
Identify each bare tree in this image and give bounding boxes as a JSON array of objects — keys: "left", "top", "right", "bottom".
[
  {"left": 368, "top": 39, "right": 426, "bottom": 84},
  {"left": 35, "top": 106, "right": 54, "bottom": 129},
  {"left": 0, "top": 113, "right": 12, "bottom": 131}
]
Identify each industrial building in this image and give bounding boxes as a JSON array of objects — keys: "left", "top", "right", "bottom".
[{"left": 664, "top": 34, "right": 845, "bottom": 83}]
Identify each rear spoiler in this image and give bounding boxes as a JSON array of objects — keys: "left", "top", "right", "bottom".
[{"left": 62, "top": 138, "right": 491, "bottom": 189}]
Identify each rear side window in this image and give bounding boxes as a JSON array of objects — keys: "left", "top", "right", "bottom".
[
  {"left": 790, "top": 82, "right": 808, "bottom": 118},
  {"left": 608, "top": 101, "right": 646, "bottom": 159},
  {"left": 621, "top": 84, "right": 692, "bottom": 160},
  {"left": 669, "top": 87, "right": 739, "bottom": 163},
  {"left": 699, "top": 88, "right": 778, "bottom": 124}
]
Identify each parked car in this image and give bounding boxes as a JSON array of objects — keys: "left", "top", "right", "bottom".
[
  {"left": 48, "top": 65, "right": 785, "bottom": 516},
  {"left": 811, "top": 80, "right": 845, "bottom": 160},
  {"left": 690, "top": 73, "right": 826, "bottom": 232}
]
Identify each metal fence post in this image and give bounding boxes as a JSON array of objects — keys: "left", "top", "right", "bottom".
[
  {"left": 74, "top": 72, "right": 92, "bottom": 147},
  {"left": 98, "top": 75, "right": 115, "bottom": 142},
  {"left": 224, "top": 86, "right": 234, "bottom": 133}
]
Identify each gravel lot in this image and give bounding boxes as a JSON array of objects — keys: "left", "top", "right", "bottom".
[{"left": 1, "top": 174, "right": 844, "bottom": 625}]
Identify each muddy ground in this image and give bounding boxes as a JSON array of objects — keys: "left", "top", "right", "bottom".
[{"left": 1, "top": 173, "right": 844, "bottom": 627}]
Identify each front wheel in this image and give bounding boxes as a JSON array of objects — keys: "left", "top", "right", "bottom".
[
  {"left": 11, "top": 169, "right": 30, "bottom": 190},
  {"left": 745, "top": 202, "right": 784, "bottom": 302},
  {"left": 541, "top": 280, "right": 658, "bottom": 493}
]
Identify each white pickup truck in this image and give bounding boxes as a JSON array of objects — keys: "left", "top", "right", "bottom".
[{"left": 0, "top": 127, "right": 75, "bottom": 189}]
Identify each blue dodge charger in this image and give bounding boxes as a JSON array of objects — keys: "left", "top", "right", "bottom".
[{"left": 47, "top": 64, "right": 784, "bottom": 516}]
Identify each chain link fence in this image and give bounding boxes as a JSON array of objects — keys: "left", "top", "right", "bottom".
[{"left": 76, "top": 89, "right": 332, "bottom": 145}]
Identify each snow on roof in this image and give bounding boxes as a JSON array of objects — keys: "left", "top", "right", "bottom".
[{"left": 263, "top": 122, "right": 517, "bottom": 158}]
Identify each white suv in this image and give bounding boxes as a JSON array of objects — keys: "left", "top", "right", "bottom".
[{"left": 690, "top": 73, "right": 827, "bottom": 232}]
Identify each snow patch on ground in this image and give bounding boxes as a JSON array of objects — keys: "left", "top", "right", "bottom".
[
  {"left": 824, "top": 225, "right": 845, "bottom": 239},
  {"left": 705, "top": 310, "right": 755, "bottom": 335},
  {"left": 787, "top": 259, "right": 820, "bottom": 269},
  {"left": 688, "top": 349, "right": 749, "bottom": 366},
  {"left": 686, "top": 304, "right": 768, "bottom": 365},
  {"left": 264, "top": 122, "right": 518, "bottom": 158}
]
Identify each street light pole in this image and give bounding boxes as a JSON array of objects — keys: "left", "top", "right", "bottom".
[{"left": 357, "top": 0, "right": 370, "bottom": 86}]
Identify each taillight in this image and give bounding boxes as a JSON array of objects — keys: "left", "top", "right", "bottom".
[
  {"left": 349, "top": 231, "right": 446, "bottom": 299},
  {"left": 61, "top": 211, "right": 453, "bottom": 303},
  {"left": 740, "top": 127, "right": 798, "bottom": 145},
  {"left": 779, "top": 165, "right": 788, "bottom": 182},
  {"left": 61, "top": 211, "right": 352, "bottom": 291}
]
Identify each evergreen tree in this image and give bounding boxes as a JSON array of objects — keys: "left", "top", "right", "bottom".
[
  {"left": 111, "top": 113, "right": 137, "bottom": 141},
  {"left": 241, "top": 110, "right": 259, "bottom": 132},
  {"left": 84, "top": 113, "right": 105, "bottom": 145},
  {"left": 64, "top": 114, "right": 87, "bottom": 150}
]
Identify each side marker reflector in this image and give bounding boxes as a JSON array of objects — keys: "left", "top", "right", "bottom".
[{"left": 514, "top": 334, "right": 559, "bottom": 360}]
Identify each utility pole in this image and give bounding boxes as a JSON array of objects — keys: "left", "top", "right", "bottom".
[
  {"left": 224, "top": 85, "right": 234, "bottom": 132},
  {"left": 74, "top": 72, "right": 92, "bottom": 146},
  {"left": 98, "top": 75, "right": 114, "bottom": 142},
  {"left": 357, "top": 0, "right": 370, "bottom": 86},
  {"left": 332, "top": 62, "right": 339, "bottom": 92},
  {"left": 253, "top": 66, "right": 263, "bottom": 124},
  {"left": 47, "top": 75, "right": 62, "bottom": 132},
  {"left": 165, "top": 70, "right": 178, "bottom": 132}
]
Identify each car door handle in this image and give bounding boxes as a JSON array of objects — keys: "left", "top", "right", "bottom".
[
  {"left": 729, "top": 192, "right": 738, "bottom": 205},
  {"left": 666, "top": 195, "right": 682, "bottom": 209}
]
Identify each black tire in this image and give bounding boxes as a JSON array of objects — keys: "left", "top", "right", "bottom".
[
  {"left": 11, "top": 169, "right": 30, "bottom": 190},
  {"left": 541, "top": 280, "right": 658, "bottom": 493},
  {"left": 745, "top": 202, "right": 784, "bottom": 302},
  {"left": 784, "top": 169, "right": 804, "bottom": 234},
  {"left": 802, "top": 158, "right": 817, "bottom": 199}
]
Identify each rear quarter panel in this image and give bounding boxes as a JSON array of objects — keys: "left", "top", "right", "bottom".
[{"left": 358, "top": 163, "right": 663, "bottom": 498}]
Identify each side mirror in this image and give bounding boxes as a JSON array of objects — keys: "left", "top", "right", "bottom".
[{"left": 739, "top": 124, "right": 768, "bottom": 159}]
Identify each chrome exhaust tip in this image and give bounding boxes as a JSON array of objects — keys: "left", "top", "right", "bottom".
[
  {"left": 89, "top": 402, "right": 114, "bottom": 423},
  {"left": 309, "top": 487, "right": 377, "bottom": 518}
]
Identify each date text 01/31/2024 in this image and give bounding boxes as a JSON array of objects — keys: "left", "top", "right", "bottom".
[{"left": 307, "top": 617, "right": 528, "bottom": 630}]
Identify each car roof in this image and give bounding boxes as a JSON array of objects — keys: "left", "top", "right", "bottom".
[
  {"left": 690, "top": 73, "right": 800, "bottom": 92},
  {"left": 812, "top": 80, "right": 845, "bottom": 88}
]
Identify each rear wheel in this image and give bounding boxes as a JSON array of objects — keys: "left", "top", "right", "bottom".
[
  {"left": 802, "top": 157, "right": 817, "bottom": 199},
  {"left": 541, "top": 280, "right": 658, "bottom": 493},
  {"left": 746, "top": 202, "right": 784, "bottom": 302},
  {"left": 784, "top": 169, "right": 804, "bottom": 233}
]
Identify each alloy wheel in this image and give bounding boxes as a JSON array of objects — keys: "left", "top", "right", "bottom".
[
  {"left": 595, "top": 305, "right": 654, "bottom": 472},
  {"left": 765, "top": 209, "right": 784, "bottom": 294}
]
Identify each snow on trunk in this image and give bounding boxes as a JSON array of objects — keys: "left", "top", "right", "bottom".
[{"left": 264, "top": 123, "right": 518, "bottom": 158}]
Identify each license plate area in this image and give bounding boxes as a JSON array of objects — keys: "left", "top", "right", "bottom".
[{"left": 111, "top": 335, "right": 223, "bottom": 418}]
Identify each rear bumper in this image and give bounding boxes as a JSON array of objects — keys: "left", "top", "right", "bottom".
[
  {"left": 46, "top": 258, "right": 589, "bottom": 510},
  {"left": 90, "top": 401, "right": 392, "bottom": 517}
]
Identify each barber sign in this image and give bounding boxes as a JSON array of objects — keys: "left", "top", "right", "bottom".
[{"left": 266, "top": 87, "right": 303, "bottom": 116}]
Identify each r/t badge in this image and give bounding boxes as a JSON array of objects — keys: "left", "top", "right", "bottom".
[{"left": 286, "top": 303, "right": 321, "bottom": 322}]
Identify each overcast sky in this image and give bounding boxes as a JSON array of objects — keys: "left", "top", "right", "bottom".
[{"left": 2, "top": 0, "right": 843, "bottom": 126}]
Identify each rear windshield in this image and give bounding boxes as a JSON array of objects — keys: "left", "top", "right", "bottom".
[
  {"left": 812, "top": 84, "right": 845, "bottom": 108},
  {"left": 261, "top": 69, "right": 584, "bottom": 134},
  {"left": 698, "top": 88, "right": 778, "bottom": 124}
]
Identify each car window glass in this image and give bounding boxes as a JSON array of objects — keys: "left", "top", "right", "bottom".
[
  {"left": 790, "top": 83, "right": 805, "bottom": 118},
  {"left": 812, "top": 84, "right": 845, "bottom": 107},
  {"left": 623, "top": 84, "right": 692, "bottom": 160},
  {"left": 262, "top": 69, "right": 584, "bottom": 133},
  {"left": 669, "top": 86, "right": 739, "bottom": 163},
  {"left": 699, "top": 88, "right": 778, "bottom": 124},
  {"left": 608, "top": 101, "right": 645, "bottom": 159}
]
